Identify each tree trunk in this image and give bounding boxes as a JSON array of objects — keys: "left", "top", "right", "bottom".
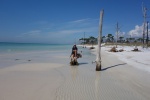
[{"left": 96, "top": 9, "right": 104, "bottom": 71}]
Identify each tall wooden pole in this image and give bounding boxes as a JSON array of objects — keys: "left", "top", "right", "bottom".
[
  {"left": 146, "top": 21, "right": 149, "bottom": 48},
  {"left": 142, "top": 4, "right": 147, "bottom": 48},
  {"left": 84, "top": 32, "right": 85, "bottom": 48},
  {"left": 143, "top": 13, "right": 146, "bottom": 48},
  {"left": 116, "top": 22, "right": 119, "bottom": 48},
  {"left": 83, "top": 32, "right": 85, "bottom": 48},
  {"left": 96, "top": 9, "right": 104, "bottom": 71}
]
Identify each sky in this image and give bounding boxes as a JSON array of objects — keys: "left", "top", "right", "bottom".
[{"left": 0, "top": 0, "right": 150, "bottom": 44}]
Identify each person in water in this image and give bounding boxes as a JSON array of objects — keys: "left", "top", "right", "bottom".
[
  {"left": 70, "top": 44, "right": 78, "bottom": 64},
  {"left": 71, "top": 44, "right": 78, "bottom": 57}
]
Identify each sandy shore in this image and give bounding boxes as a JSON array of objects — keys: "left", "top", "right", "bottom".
[
  {"left": 0, "top": 63, "right": 64, "bottom": 100},
  {"left": 0, "top": 46, "right": 150, "bottom": 100}
]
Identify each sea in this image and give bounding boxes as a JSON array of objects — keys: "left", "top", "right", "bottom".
[
  {"left": 0, "top": 42, "right": 72, "bottom": 53},
  {"left": 0, "top": 42, "right": 94, "bottom": 68}
]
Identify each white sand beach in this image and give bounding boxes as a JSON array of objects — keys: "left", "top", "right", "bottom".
[
  {"left": 92, "top": 45, "right": 150, "bottom": 73},
  {"left": 0, "top": 45, "right": 150, "bottom": 100},
  {"left": 0, "top": 63, "right": 64, "bottom": 100}
]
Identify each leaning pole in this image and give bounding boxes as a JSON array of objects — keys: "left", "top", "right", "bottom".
[{"left": 96, "top": 9, "right": 104, "bottom": 71}]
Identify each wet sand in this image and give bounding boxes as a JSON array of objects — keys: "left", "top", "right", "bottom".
[
  {"left": 0, "top": 63, "right": 64, "bottom": 100},
  {"left": 0, "top": 48, "right": 150, "bottom": 100}
]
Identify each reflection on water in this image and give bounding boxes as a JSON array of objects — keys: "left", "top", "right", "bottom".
[
  {"left": 70, "top": 66, "right": 79, "bottom": 81},
  {"left": 55, "top": 64, "right": 103, "bottom": 100},
  {"left": 95, "top": 71, "right": 101, "bottom": 100},
  {"left": 55, "top": 63, "right": 145, "bottom": 100}
]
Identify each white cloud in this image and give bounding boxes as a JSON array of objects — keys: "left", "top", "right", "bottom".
[
  {"left": 128, "top": 24, "right": 150, "bottom": 38},
  {"left": 45, "top": 18, "right": 98, "bottom": 37},
  {"left": 70, "top": 18, "right": 91, "bottom": 23},
  {"left": 56, "top": 30, "right": 83, "bottom": 35},
  {"left": 15, "top": 18, "right": 99, "bottom": 43},
  {"left": 128, "top": 25, "right": 143, "bottom": 37},
  {"left": 46, "top": 27, "right": 98, "bottom": 41},
  {"left": 17, "top": 30, "right": 41, "bottom": 37},
  {"left": 118, "top": 31, "right": 126, "bottom": 37}
]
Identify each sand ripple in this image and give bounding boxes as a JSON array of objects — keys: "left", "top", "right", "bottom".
[{"left": 55, "top": 65, "right": 146, "bottom": 100}]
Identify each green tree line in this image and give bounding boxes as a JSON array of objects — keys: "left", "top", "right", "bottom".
[{"left": 79, "top": 34, "right": 148, "bottom": 45}]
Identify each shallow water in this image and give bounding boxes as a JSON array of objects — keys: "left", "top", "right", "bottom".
[
  {"left": 0, "top": 42, "right": 92, "bottom": 68},
  {"left": 0, "top": 42, "right": 72, "bottom": 53}
]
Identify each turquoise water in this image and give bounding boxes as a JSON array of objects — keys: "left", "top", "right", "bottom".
[
  {"left": 0, "top": 42, "right": 93, "bottom": 68},
  {"left": 0, "top": 42, "right": 73, "bottom": 53},
  {"left": 0, "top": 42, "right": 73, "bottom": 68}
]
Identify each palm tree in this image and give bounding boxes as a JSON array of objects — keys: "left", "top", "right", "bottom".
[
  {"left": 126, "top": 38, "right": 129, "bottom": 43},
  {"left": 102, "top": 36, "right": 106, "bottom": 43},
  {"left": 137, "top": 38, "right": 143, "bottom": 43},
  {"left": 111, "top": 36, "right": 114, "bottom": 42},
  {"left": 129, "top": 37, "right": 133, "bottom": 43},
  {"left": 119, "top": 36, "right": 124, "bottom": 43},
  {"left": 89, "top": 36, "right": 97, "bottom": 48},
  {"left": 85, "top": 38, "right": 90, "bottom": 44},
  {"left": 106, "top": 34, "right": 114, "bottom": 42},
  {"left": 79, "top": 36, "right": 97, "bottom": 45},
  {"left": 79, "top": 38, "right": 84, "bottom": 44}
]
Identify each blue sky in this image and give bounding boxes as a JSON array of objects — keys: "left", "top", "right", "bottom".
[{"left": 0, "top": 0, "right": 150, "bottom": 44}]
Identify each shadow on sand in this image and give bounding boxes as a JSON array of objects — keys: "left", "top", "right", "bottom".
[
  {"left": 78, "top": 62, "right": 88, "bottom": 65},
  {"left": 101, "top": 63, "right": 127, "bottom": 71}
]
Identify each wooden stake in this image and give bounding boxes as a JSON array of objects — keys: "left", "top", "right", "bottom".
[{"left": 96, "top": 9, "right": 104, "bottom": 71}]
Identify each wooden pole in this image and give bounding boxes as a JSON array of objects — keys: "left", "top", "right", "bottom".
[
  {"left": 83, "top": 32, "right": 84, "bottom": 48},
  {"left": 146, "top": 21, "right": 149, "bottom": 48},
  {"left": 143, "top": 18, "right": 146, "bottom": 48},
  {"left": 142, "top": 4, "right": 147, "bottom": 48},
  {"left": 96, "top": 9, "right": 104, "bottom": 71},
  {"left": 116, "top": 22, "right": 119, "bottom": 48},
  {"left": 84, "top": 32, "right": 85, "bottom": 48}
]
